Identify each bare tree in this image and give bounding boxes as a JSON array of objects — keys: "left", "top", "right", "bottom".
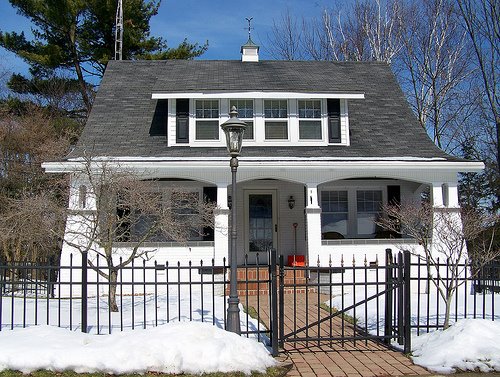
[
  {"left": 0, "top": 104, "right": 71, "bottom": 264},
  {"left": 267, "top": 9, "right": 304, "bottom": 60},
  {"left": 396, "top": 0, "right": 472, "bottom": 150},
  {"left": 0, "top": 193, "right": 65, "bottom": 264},
  {"left": 378, "top": 202, "right": 499, "bottom": 329},
  {"left": 456, "top": 0, "right": 500, "bottom": 207},
  {"left": 357, "top": 0, "right": 404, "bottom": 63},
  {"left": 268, "top": 0, "right": 404, "bottom": 63},
  {"left": 63, "top": 155, "right": 216, "bottom": 311}
]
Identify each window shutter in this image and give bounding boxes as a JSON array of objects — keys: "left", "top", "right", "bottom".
[
  {"left": 203, "top": 187, "right": 217, "bottom": 241},
  {"left": 176, "top": 99, "right": 189, "bottom": 143},
  {"left": 327, "top": 99, "right": 341, "bottom": 143}
]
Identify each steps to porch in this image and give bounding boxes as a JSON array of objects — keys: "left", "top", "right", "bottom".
[{"left": 230, "top": 267, "right": 308, "bottom": 296}]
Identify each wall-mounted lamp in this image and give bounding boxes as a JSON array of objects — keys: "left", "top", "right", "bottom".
[{"left": 288, "top": 195, "right": 295, "bottom": 209}]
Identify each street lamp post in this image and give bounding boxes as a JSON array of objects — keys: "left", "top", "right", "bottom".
[{"left": 220, "top": 106, "right": 247, "bottom": 334}]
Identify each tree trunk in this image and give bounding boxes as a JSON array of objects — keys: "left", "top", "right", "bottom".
[
  {"left": 108, "top": 269, "right": 119, "bottom": 312},
  {"left": 443, "top": 290, "right": 454, "bottom": 330}
]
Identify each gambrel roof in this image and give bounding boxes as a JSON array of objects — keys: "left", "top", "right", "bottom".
[{"left": 68, "top": 60, "right": 460, "bottom": 161}]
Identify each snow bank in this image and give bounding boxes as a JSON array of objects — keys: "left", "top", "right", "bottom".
[
  {"left": 0, "top": 323, "right": 277, "bottom": 375},
  {"left": 412, "top": 319, "right": 500, "bottom": 373}
]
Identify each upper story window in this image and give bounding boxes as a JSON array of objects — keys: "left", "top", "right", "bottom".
[
  {"left": 264, "top": 100, "right": 288, "bottom": 140},
  {"left": 298, "top": 100, "right": 322, "bottom": 140},
  {"left": 195, "top": 100, "right": 219, "bottom": 140},
  {"left": 230, "top": 99, "right": 254, "bottom": 139},
  {"left": 168, "top": 97, "right": 349, "bottom": 146}
]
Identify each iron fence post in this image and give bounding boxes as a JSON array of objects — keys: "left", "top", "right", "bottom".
[
  {"left": 403, "top": 250, "right": 411, "bottom": 354},
  {"left": 270, "top": 248, "right": 278, "bottom": 356},
  {"left": 81, "top": 251, "right": 88, "bottom": 333},
  {"left": 397, "top": 251, "right": 404, "bottom": 345},
  {"left": 384, "top": 249, "right": 393, "bottom": 345},
  {"left": 278, "top": 254, "right": 285, "bottom": 349}
]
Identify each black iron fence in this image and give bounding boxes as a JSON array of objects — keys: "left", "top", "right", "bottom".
[
  {"left": 0, "top": 254, "right": 273, "bottom": 344},
  {"left": 277, "top": 249, "right": 412, "bottom": 352},
  {"left": 410, "top": 256, "right": 499, "bottom": 335},
  {"left": 1, "top": 250, "right": 499, "bottom": 355}
]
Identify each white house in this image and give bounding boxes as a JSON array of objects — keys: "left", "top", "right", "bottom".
[{"left": 43, "top": 39, "right": 484, "bottom": 274}]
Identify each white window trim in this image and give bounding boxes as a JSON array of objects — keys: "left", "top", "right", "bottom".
[
  {"left": 297, "top": 99, "right": 323, "bottom": 141},
  {"left": 320, "top": 185, "right": 387, "bottom": 239},
  {"left": 191, "top": 99, "right": 222, "bottom": 144},
  {"left": 263, "top": 99, "right": 290, "bottom": 142},
  {"left": 153, "top": 92, "right": 365, "bottom": 100},
  {"left": 167, "top": 97, "right": 351, "bottom": 147},
  {"left": 229, "top": 99, "right": 256, "bottom": 141},
  {"left": 131, "top": 183, "right": 205, "bottom": 242}
]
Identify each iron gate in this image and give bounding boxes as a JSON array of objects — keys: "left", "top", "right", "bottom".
[{"left": 267, "top": 249, "right": 411, "bottom": 356}]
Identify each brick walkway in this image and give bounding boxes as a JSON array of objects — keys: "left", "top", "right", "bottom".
[{"left": 244, "top": 293, "right": 429, "bottom": 377}]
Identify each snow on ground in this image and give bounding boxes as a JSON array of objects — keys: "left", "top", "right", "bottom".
[
  {"left": 412, "top": 319, "right": 500, "bottom": 373},
  {"left": 328, "top": 284, "right": 500, "bottom": 374},
  {"left": 0, "top": 286, "right": 274, "bottom": 374},
  {"left": 2, "top": 275, "right": 499, "bottom": 374},
  {"left": 0, "top": 322, "right": 277, "bottom": 375}
]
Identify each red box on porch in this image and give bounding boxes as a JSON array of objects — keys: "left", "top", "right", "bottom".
[{"left": 288, "top": 255, "right": 305, "bottom": 267}]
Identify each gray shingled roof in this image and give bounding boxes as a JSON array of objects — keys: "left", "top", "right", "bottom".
[{"left": 68, "top": 59, "right": 458, "bottom": 161}]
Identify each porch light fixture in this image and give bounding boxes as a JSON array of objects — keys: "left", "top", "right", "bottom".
[
  {"left": 288, "top": 196, "right": 295, "bottom": 209},
  {"left": 220, "top": 106, "right": 247, "bottom": 335}
]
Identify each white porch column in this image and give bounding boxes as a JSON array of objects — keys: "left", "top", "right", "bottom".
[
  {"left": 431, "top": 180, "right": 460, "bottom": 209},
  {"left": 305, "top": 183, "right": 322, "bottom": 264},
  {"left": 213, "top": 183, "right": 230, "bottom": 264},
  {"left": 431, "top": 180, "right": 464, "bottom": 258}
]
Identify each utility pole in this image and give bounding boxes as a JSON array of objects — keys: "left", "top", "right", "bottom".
[{"left": 115, "top": 0, "right": 123, "bottom": 60}]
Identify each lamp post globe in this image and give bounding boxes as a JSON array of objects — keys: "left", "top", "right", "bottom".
[{"left": 220, "top": 106, "right": 247, "bottom": 334}]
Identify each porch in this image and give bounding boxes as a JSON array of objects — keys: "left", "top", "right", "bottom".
[{"left": 56, "top": 158, "right": 464, "bottom": 274}]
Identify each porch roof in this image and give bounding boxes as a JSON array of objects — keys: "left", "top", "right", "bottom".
[{"left": 66, "top": 60, "right": 471, "bottom": 163}]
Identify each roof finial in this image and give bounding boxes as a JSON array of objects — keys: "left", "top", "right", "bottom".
[{"left": 245, "top": 17, "right": 253, "bottom": 40}]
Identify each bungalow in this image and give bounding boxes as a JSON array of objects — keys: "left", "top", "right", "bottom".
[{"left": 43, "top": 39, "right": 483, "bottom": 272}]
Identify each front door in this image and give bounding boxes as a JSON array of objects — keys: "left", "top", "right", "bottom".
[{"left": 245, "top": 190, "right": 277, "bottom": 264}]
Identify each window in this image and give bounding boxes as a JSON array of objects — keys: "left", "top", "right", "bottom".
[
  {"left": 129, "top": 190, "right": 204, "bottom": 242},
  {"left": 321, "top": 188, "right": 386, "bottom": 239},
  {"left": 264, "top": 100, "right": 288, "bottom": 140},
  {"left": 170, "top": 191, "right": 203, "bottom": 241},
  {"left": 298, "top": 100, "right": 322, "bottom": 139},
  {"left": 195, "top": 100, "right": 219, "bottom": 140},
  {"left": 356, "top": 190, "right": 383, "bottom": 236},
  {"left": 321, "top": 191, "right": 348, "bottom": 238},
  {"left": 230, "top": 99, "right": 254, "bottom": 139}
]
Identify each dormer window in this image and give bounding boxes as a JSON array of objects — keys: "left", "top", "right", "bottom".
[
  {"left": 195, "top": 100, "right": 219, "bottom": 140},
  {"left": 229, "top": 99, "right": 254, "bottom": 139},
  {"left": 158, "top": 95, "right": 355, "bottom": 146},
  {"left": 298, "top": 100, "right": 322, "bottom": 140},
  {"left": 264, "top": 100, "right": 288, "bottom": 140}
]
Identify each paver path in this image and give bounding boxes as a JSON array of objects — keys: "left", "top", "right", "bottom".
[{"left": 243, "top": 293, "right": 429, "bottom": 377}]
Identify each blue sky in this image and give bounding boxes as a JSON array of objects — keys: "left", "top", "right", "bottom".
[{"left": 0, "top": 0, "right": 331, "bottom": 79}]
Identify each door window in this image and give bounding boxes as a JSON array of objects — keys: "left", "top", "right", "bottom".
[{"left": 248, "top": 194, "right": 273, "bottom": 252}]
